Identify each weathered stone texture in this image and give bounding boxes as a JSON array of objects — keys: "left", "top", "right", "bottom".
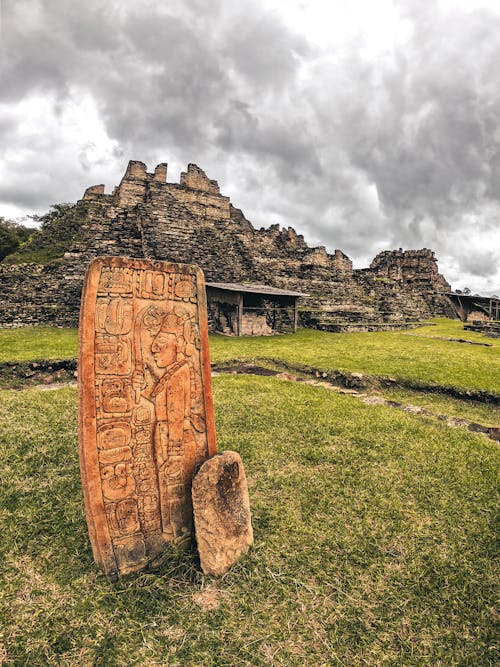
[
  {"left": 0, "top": 263, "right": 81, "bottom": 327},
  {"left": 192, "top": 451, "right": 253, "bottom": 576},
  {"left": 79, "top": 257, "right": 217, "bottom": 579},
  {"left": 0, "top": 160, "right": 455, "bottom": 328},
  {"left": 464, "top": 321, "right": 500, "bottom": 337}
]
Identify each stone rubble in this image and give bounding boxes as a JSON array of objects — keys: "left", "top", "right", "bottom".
[{"left": 0, "top": 160, "right": 455, "bottom": 328}]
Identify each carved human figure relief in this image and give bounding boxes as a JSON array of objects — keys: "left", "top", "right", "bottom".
[{"left": 79, "top": 257, "right": 217, "bottom": 579}]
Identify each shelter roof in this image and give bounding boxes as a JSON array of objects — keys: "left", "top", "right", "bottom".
[
  {"left": 446, "top": 292, "right": 500, "bottom": 303},
  {"left": 205, "top": 282, "right": 308, "bottom": 297}
]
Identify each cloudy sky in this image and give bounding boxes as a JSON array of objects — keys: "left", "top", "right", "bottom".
[{"left": 1, "top": 0, "right": 500, "bottom": 294}]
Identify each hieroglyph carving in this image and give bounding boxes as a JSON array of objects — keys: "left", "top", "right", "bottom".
[{"left": 79, "top": 257, "right": 217, "bottom": 579}]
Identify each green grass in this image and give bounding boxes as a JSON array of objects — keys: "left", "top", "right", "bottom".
[
  {"left": 1, "top": 378, "right": 498, "bottom": 666},
  {"left": 1, "top": 319, "right": 498, "bottom": 395},
  {"left": 209, "top": 318, "right": 500, "bottom": 395},
  {"left": 381, "top": 388, "right": 500, "bottom": 427},
  {"left": 0, "top": 327, "right": 78, "bottom": 363},
  {"left": 408, "top": 318, "right": 496, "bottom": 341}
]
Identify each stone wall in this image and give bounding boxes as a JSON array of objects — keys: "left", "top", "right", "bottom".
[
  {"left": 0, "top": 263, "right": 81, "bottom": 327},
  {"left": 0, "top": 159, "right": 455, "bottom": 328},
  {"left": 369, "top": 248, "right": 450, "bottom": 291}
]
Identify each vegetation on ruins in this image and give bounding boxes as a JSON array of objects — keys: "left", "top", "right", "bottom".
[
  {"left": 2, "top": 202, "right": 89, "bottom": 265},
  {"left": 0, "top": 217, "right": 32, "bottom": 261}
]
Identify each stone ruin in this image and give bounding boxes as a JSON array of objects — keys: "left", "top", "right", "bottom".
[
  {"left": 0, "top": 160, "right": 455, "bottom": 328},
  {"left": 79, "top": 256, "right": 252, "bottom": 578}
]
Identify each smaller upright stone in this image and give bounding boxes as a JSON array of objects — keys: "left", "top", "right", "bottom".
[{"left": 192, "top": 451, "right": 253, "bottom": 575}]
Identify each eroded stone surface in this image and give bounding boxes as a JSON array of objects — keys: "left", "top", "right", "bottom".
[
  {"left": 0, "top": 160, "right": 455, "bottom": 329},
  {"left": 78, "top": 256, "right": 217, "bottom": 579},
  {"left": 192, "top": 451, "right": 253, "bottom": 576}
]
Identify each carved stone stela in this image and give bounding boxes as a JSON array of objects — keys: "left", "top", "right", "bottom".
[{"left": 78, "top": 257, "right": 217, "bottom": 579}]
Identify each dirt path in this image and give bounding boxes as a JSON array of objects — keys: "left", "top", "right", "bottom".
[
  {"left": 214, "top": 364, "right": 500, "bottom": 443},
  {"left": 402, "top": 333, "right": 493, "bottom": 346},
  {"left": 6, "top": 362, "right": 499, "bottom": 443}
]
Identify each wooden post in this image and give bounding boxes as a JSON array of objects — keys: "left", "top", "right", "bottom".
[
  {"left": 237, "top": 293, "right": 243, "bottom": 336},
  {"left": 457, "top": 295, "right": 466, "bottom": 322}
]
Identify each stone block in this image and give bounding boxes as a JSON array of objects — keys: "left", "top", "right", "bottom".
[
  {"left": 192, "top": 451, "right": 253, "bottom": 576},
  {"left": 78, "top": 256, "right": 217, "bottom": 579},
  {"left": 154, "top": 163, "right": 168, "bottom": 182}
]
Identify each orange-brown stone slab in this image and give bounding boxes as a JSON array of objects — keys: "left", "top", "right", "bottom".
[{"left": 78, "top": 257, "right": 217, "bottom": 580}]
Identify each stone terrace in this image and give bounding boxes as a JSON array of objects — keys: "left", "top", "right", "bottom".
[{"left": 0, "top": 160, "right": 455, "bottom": 327}]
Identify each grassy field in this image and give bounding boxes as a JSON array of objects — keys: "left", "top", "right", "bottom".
[
  {"left": 1, "top": 319, "right": 499, "bottom": 395},
  {"left": 1, "top": 320, "right": 499, "bottom": 665},
  {"left": 209, "top": 319, "right": 500, "bottom": 395},
  {"left": 0, "top": 327, "right": 78, "bottom": 363},
  {"left": 381, "top": 388, "right": 500, "bottom": 428},
  {"left": 1, "top": 378, "right": 498, "bottom": 666}
]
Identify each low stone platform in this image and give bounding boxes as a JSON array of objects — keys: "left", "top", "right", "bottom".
[
  {"left": 309, "top": 321, "right": 431, "bottom": 333},
  {"left": 464, "top": 321, "right": 500, "bottom": 338}
]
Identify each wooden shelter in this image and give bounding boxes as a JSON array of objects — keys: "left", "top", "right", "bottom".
[
  {"left": 206, "top": 282, "right": 307, "bottom": 336},
  {"left": 446, "top": 292, "right": 500, "bottom": 322}
]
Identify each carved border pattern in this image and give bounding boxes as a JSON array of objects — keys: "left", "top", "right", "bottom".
[{"left": 78, "top": 257, "right": 217, "bottom": 579}]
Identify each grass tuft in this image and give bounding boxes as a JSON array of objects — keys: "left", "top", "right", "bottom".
[{"left": 1, "top": 379, "right": 498, "bottom": 666}]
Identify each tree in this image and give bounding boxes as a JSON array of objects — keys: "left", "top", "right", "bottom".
[
  {"left": 3, "top": 202, "right": 88, "bottom": 265},
  {"left": 0, "top": 218, "right": 32, "bottom": 261},
  {"left": 30, "top": 203, "right": 75, "bottom": 230}
]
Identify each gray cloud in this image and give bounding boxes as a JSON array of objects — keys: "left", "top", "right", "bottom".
[
  {"left": 461, "top": 249, "right": 498, "bottom": 278},
  {"left": 1, "top": 0, "right": 499, "bottom": 292}
]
